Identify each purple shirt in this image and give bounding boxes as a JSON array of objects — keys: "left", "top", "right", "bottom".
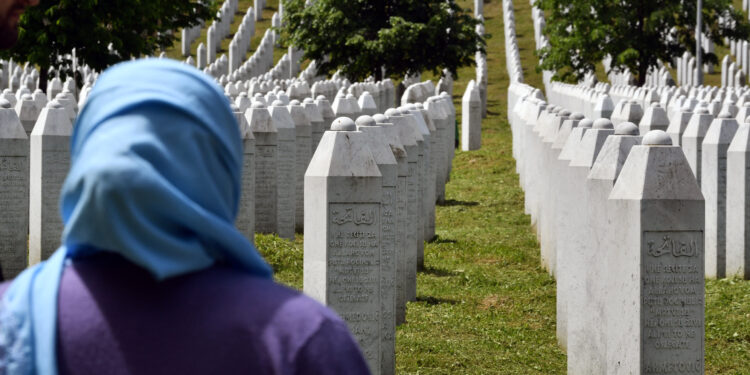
[{"left": 0, "top": 254, "right": 370, "bottom": 375}]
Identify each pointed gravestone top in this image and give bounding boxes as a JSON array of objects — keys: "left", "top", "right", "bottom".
[{"left": 0, "top": 99, "right": 27, "bottom": 139}]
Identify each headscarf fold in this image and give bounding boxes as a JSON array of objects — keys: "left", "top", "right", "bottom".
[{"left": 0, "top": 59, "right": 272, "bottom": 374}]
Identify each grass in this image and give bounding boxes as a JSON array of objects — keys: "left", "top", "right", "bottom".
[{"left": 249, "top": 0, "right": 750, "bottom": 373}]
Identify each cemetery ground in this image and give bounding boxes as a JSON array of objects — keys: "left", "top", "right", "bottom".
[{"left": 164, "top": 0, "right": 750, "bottom": 373}]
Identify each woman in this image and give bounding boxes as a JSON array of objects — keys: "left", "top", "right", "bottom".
[{"left": 0, "top": 59, "right": 370, "bottom": 375}]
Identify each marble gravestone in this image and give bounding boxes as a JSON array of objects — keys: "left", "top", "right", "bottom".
[
  {"left": 386, "top": 108, "right": 420, "bottom": 304},
  {"left": 404, "top": 106, "right": 431, "bottom": 269},
  {"left": 302, "top": 97, "right": 325, "bottom": 151},
  {"left": 639, "top": 103, "right": 670, "bottom": 134},
  {"left": 15, "top": 94, "right": 39, "bottom": 136},
  {"left": 682, "top": 107, "right": 714, "bottom": 185},
  {"left": 606, "top": 130, "right": 704, "bottom": 375},
  {"left": 701, "top": 112, "right": 738, "bottom": 279},
  {"left": 576, "top": 122, "right": 642, "bottom": 374},
  {"left": 564, "top": 117, "right": 614, "bottom": 362},
  {"left": 269, "top": 100, "right": 296, "bottom": 240},
  {"left": 425, "top": 97, "right": 448, "bottom": 204},
  {"left": 462, "top": 80, "right": 482, "bottom": 151},
  {"left": 29, "top": 101, "right": 73, "bottom": 264},
  {"left": 356, "top": 115, "right": 398, "bottom": 375},
  {"left": 234, "top": 104, "right": 255, "bottom": 244},
  {"left": 304, "top": 117, "right": 383, "bottom": 374},
  {"left": 415, "top": 103, "right": 438, "bottom": 242},
  {"left": 0, "top": 99, "right": 29, "bottom": 278},
  {"left": 289, "top": 100, "right": 312, "bottom": 233},
  {"left": 315, "top": 95, "right": 336, "bottom": 131},
  {"left": 666, "top": 104, "right": 693, "bottom": 147},
  {"left": 726, "top": 122, "right": 750, "bottom": 279},
  {"left": 246, "top": 102, "right": 278, "bottom": 235}
]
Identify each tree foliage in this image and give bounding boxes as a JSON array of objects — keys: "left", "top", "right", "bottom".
[
  {"left": 279, "top": 0, "right": 486, "bottom": 81},
  {"left": 1, "top": 0, "right": 217, "bottom": 90},
  {"left": 536, "top": 0, "right": 750, "bottom": 86}
]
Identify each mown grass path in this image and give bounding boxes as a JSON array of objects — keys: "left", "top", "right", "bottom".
[{"left": 252, "top": 0, "right": 749, "bottom": 373}]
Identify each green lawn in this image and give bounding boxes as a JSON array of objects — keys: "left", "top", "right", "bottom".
[{"left": 251, "top": 0, "right": 750, "bottom": 373}]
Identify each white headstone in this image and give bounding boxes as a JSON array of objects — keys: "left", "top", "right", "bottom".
[
  {"left": 461, "top": 80, "right": 481, "bottom": 151},
  {"left": 289, "top": 100, "right": 312, "bottom": 233},
  {"left": 29, "top": 101, "right": 73, "bottom": 264},
  {"left": 234, "top": 105, "right": 255, "bottom": 244},
  {"left": 246, "top": 102, "right": 277, "bottom": 235},
  {"left": 702, "top": 112, "right": 738, "bottom": 278},
  {"left": 682, "top": 107, "right": 714, "bottom": 185},
  {"left": 269, "top": 100, "right": 296, "bottom": 239},
  {"left": 303, "top": 117, "right": 382, "bottom": 373},
  {"left": 606, "top": 130, "right": 704, "bottom": 375}
]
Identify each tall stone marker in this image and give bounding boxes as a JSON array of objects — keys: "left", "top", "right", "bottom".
[
  {"left": 461, "top": 80, "right": 481, "bottom": 151},
  {"left": 576, "top": 122, "right": 641, "bottom": 374},
  {"left": 606, "top": 130, "right": 704, "bottom": 375},
  {"left": 29, "top": 100, "right": 73, "bottom": 264},
  {"left": 246, "top": 102, "right": 277, "bottom": 235},
  {"left": 702, "top": 112, "right": 738, "bottom": 279},
  {"left": 269, "top": 100, "right": 296, "bottom": 239},
  {"left": 234, "top": 104, "right": 255, "bottom": 244},
  {"left": 682, "top": 107, "right": 714, "bottom": 185},
  {"left": 727, "top": 122, "right": 750, "bottom": 279},
  {"left": 356, "top": 115, "right": 398, "bottom": 375},
  {"left": 289, "top": 100, "right": 312, "bottom": 233},
  {"left": 0, "top": 99, "right": 29, "bottom": 277},
  {"left": 304, "top": 117, "right": 383, "bottom": 374}
]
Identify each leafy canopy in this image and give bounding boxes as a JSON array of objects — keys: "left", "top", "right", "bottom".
[
  {"left": 279, "top": 0, "right": 486, "bottom": 81},
  {"left": 535, "top": 0, "right": 750, "bottom": 86},
  {"left": 1, "top": 0, "right": 217, "bottom": 89}
]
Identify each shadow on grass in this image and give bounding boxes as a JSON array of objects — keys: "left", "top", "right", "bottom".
[
  {"left": 420, "top": 265, "right": 460, "bottom": 277},
  {"left": 416, "top": 295, "right": 459, "bottom": 306},
  {"left": 438, "top": 199, "right": 479, "bottom": 207},
  {"left": 428, "top": 235, "right": 457, "bottom": 244}
]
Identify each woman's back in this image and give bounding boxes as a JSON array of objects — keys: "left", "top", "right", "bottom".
[{"left": 2, "top": 253, "right": 369, "bottom": 375}]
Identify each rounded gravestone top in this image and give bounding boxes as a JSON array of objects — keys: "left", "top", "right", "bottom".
[
  {"left": 316, "top": 95, "right": 327, "bottom": 101},
  {"left": 230, "top": 103, "right": 240, "bottom": 112},
  {"left": 238, "top": 92, "right": 248, "bottom": 98},
  {"left": 289, "top": 99, "right": 301, "bottom": 106},
  {"left": 415, "top": 103, "right": 424, "bottom": 109},
  {"left": 718, "top": 111, "right": 733, "bottom": 119},
  {"left": 642, "top": 130, "right": 672, "bottom": 146},
  {"left": 593, "top": 118, "right": 614, "bottom": 129},
  {"left": 355, "top": 115, "right": 376, "bottom": 127},
  {"left": 331, "top": 117, "right": 356, "bottom": 131},
  {"left": 303, "top": 97, "right": 315, "bottom": 104},
  {"left": 570, "top": 112, "right": 585, "bottom": 120},
  {"left": 33, "top": 89, "right": 43, "bottom": 94},
  {"left": 558, "top": 110, "right": 572, "bottom": 117},
  {"left": 48, "top": 100, "right": 64, "bottom": 109},
  {"left": 2, "top": 89, "right": 12, "bottom": 94},
  {"left": 0, "top": 99, "right": 10, "bottom": 109},
  {"left": 696, "top": 107, "right": 709, "bottom": 114},
  {"left": 579, "top": 119, "right": 594, "bottom": 129},
  {"left": 272, "top": 99, "right": 285, "bottom": 107},
  {"left": 440, "top": 92, "right": 450, "bottom": 98},
  {"left": 22, "top": 94, "right": 33, "bottom": 101},
  {"left": 615, "top": 122, "right": 639, "bottom": 136},
  {"left": 384, "top": 108, "right": 401, "bottom": 117},
  {"left": 373, "top": 114, "right": 388, "bottom": 123},
  {"left": 404, "top": 103, "right": 416, "bottom": 110},
  {"left": 251, "top": 101, "right": 266, "bottom": 109}
]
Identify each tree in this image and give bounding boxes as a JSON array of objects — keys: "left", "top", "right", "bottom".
[
  {"left": 1, "top": 0, "right": 218, "bottom": 92},
  {"left": 535, "top": 0, "right": 750, "bottom": 86},
  {"left": 279, "top": 0, "right": 486, "bottom": 81}
]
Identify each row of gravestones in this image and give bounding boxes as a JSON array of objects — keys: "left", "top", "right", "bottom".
[
  {"left": 551, "top": 80, "right": 750, "bottom": 281},
  {"left": 508, "top": 81, "right": 706, "bottom": 375},
  {"left": 505, "top": 3, "right": 706, "bottom": 374},
  {"left": 304, "top": 90, "right": 457, "bottom": 375}
]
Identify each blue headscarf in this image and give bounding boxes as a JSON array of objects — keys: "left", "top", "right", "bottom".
[{"left": 0, "top": 59, "right": 272, "bottom": 374}]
